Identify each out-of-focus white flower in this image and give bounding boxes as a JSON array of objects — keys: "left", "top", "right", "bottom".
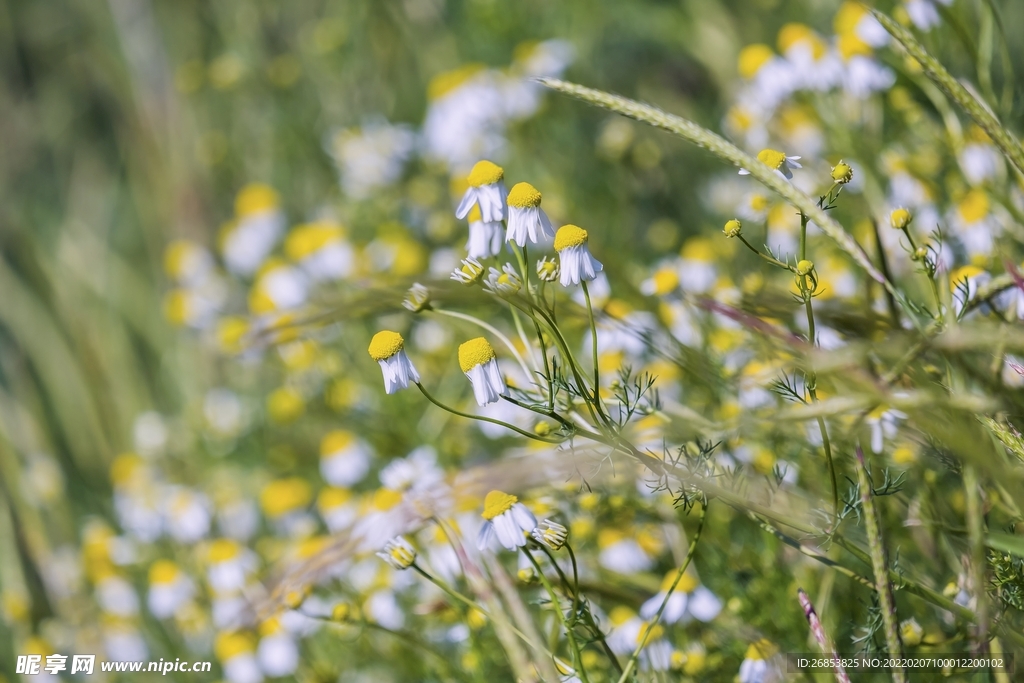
[
  {"left": 464, "top": 204, "right": 504, "bottom": 259},
  {"left": 215, "top": 632, "right": 263, "bottom": 683},
  {"left": 204, "top": 388, "right": 245, "bottom": 438},
  {"left": 326, "top": 120, "right": 415, "bottom": 199},
  {"left": 164, "top": 487, "right": 212, "bottom": 543},
  {"left": 164, "top": 240, "right": 216, "bottom": 287},
  {"left": 597, "top": 529, "right": 655, "bottom": 573},
  {"left": 948, "top": 189, "right": 1001, "bottom": 260},
  {"left": 284, "top": 220, "right": 354, "bottom": 281},
  {"left": 95, "top": 573, "right": 140, "bottom": 617},
  {"left": 376, "top": 536, "right": 417, "bottom": 570},
  {"left": 904, "top": 0, "right": 952, "bottom": 31},
  {"left": 318, "top": 487, "right": 358, "bottom": 533},
  {"left": 206, "top": 539, "right": 259, "bottom": 594},
  {"left": 257, "top": 618, "right": 299, "bottom": 678},
  {"left": 319, "top": 430, "right": 371, "bottom": 487},
  {"left": 220, "top": 184, "right": 284, "bottom": 277},
  {"left": 148, "top": 560, "right": 194, "bottom": 619},
  {"left": 639, "top": 570, "right": 722, "bottom": 624},
  {"left": 248, "top": 260, "right": 308, "bottom": 315}
]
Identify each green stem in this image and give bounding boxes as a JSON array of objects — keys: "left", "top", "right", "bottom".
[
  {"left": 616, "top": 503, "right": 706, "bottom": 683},
  {"left": 738, "top": 235, "right": 795, "bottom": 271},
  {"left": 581, "top": 280, "right": 603, "bottom": 409},
  {"left": 524, "top": 548, "right": 591, "bottom": 683},
  {"left": 855, "top": 447, "right": 905, "bottom": 683},
  {"left": 415, "top": 382, "right": 561, "bottom": 443},
  {"left": 434, "top": 308, "right": 532, "bottom": 381}
]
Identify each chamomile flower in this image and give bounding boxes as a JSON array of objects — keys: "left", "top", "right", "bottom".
[
  {"left": 465, "top": 204, "right": 504, "bottom": 259},
  {"left": 284, "top": 220, "right": 354, "bottom": 281},
  {"left": 456, "top": 160, "right": 507, "bottom": 223},
  {"left": 220, "top": 184, "right": 284, "bottom": 277},
  {"left": 959, "top": 127, "right": 1002, "bottom": 186},
  {"left": 866, "top": 405, "right": 907, "bottom": 454},
  {"left": 376, "top": 536, "right": 417, "bottom": 570},
  {"left": 458, "top": 337, "right": 507, "bottom": 406},
  {"left": 319, "top": 430, "right": 372, "bottom": 487},
  {"left": 147, "top": 560, "right": 194, "bottom": 619},
  {"left": 451, "top": 257, "right": 486, "bottom": 285},
  {"left": 901, "top": 618, "right": 924, "bottom": 647},
  {"left": 215, "top": 632, "right": 263, "bottom": 683},
  {"left": 904, "top": 0, "right": 952, "bottom": 31},
  {"left": 554, "top": 225, "right": 603, "bottom": 287},
  {"left": 477, "top": 490, "right": 536, "bottom": 551},
  {"left": 739, "top": 639, "right": 781, "bottom": 683},
  {"left": 483, "top": 263, "right": 523, "bottom": 296},
  {"left": 256, "top": 618, "right": 299, "bottom": 678},
  {"left": 531, "top": 519, "right": 568, "bottom": 550},
  {"left": 739, "top": 149, "right": 802, "bottom": 180},
  {"left": 639, "top": 570, "right": 722, "bottom": 624},
  {"left": 537, "top": 257, "right": 560, "bottom": 282},
  {"left": 368, "top": 331, "right": 420, "bottom": 394},
  {"left": 950, "top": 265, "right": 990, "bottom": 317},
  {"left": 505, "top": 182, "right": 554, "bottom": 246}
]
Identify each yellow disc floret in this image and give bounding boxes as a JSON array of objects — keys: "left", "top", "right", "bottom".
[
  {"left": 368, "top": 331, "right": 404, "bottom": 361},
  {"left": 149, "top": 560, "right": 180, "bottom": 585},
  {"left": 738, "top": 44, "right": 774, "bottom": 79},
  {"left": 507, "top": 182, "right": 542, "bottom": 208},
  {"left": 467, "top": 160, "right": 504, "bottom": 187},
  {"left": 756, "top": 149, "right": 788, "bottom": 170},
  {"left": 554, "top": 224, "right": 589, "bottom": 251},
  {"left": 890, "top": 207, "right": 912, "bottom": 230},
  {"left": 482, "top": 490, "right": 518, "bottom": 520},
  {"left": 458, "top": 337, "right": 496, "bottom": 373},
  {"left": 235, "top": 184, "right": 279, "bottom": 217}
]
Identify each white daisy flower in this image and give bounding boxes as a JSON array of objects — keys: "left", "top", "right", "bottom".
[
  {"left": 319, "top": 430, "right": 372, "bottom": 487},
  {"left": 256, "top": 618, "right": 299, "bottom": 678},
  {"left": 284, "top": 220, "right": 354, "bottom": 281},
  {"left": 465, "top": 204, "right": 504, "bottom": 259},
  {"left": 505, "top": 182, "right": 553, "bottom": 246},
  {"left": 554, "top": 225, "right": 603, "bottom": 287},
  {"left": 317, "top": 487, "right": 358, "bottom": 533},
  {"left": 950, "top": 265, "right": 991, "bottom": 317},
  {"left": 376, "top": 536, "right": 417, "bottom": 570},
  {"left": 206, "top": 539, "right": 259, "bottom": 594},
  {"left": 532, "top": 519, "right": 568, "bottom": 551},
  {"left": 147, "top": 560, "right": 194, "bottom": 619},
  {"left": 458, "top": 337, "right": 507, "bottom": 406},
  {"left": 904, "top": 0, "right": 951, "bottom": 31},
  {"left": 739, "top": 639, "right": 781, "bottom": 683},
  {"left": 220, "top": 184, "right": 284, "bottom": 277},
  {"left": 739, "top": 148, "right": 802, "bottom": 180},
  {"left": 215, "top": 632, "right": 263, "bottom": 683},
  {"left": 451, "top": 257, "right": 486, "bottom": 285},
  {"left": 367, "top": 331, "right": 420, "bottom": 394},
  {"left": 456, "top": 160, "right": 507, "bottom": 223},
  {"left": 96, "top": 573, "right": 140, "bottom": 617},
  {"left": 639, "top": 570, "right": 722, "bottom": 624},
  {"left": 477, "top": 490, "right": 536, "bottom": 551},
  {"left": 483, "top": 263, "right": 523, "bottom": 296}
]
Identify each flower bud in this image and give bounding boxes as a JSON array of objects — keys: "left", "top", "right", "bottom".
[
  {"left": 723, "top": 219, "right": 742, "bottom": 238},
  {"left": 796, "top": 259, "right": 814, "bottom": 276},
  {"left": 402, "top": 283, "right": 431, "bottom": 312},
  {"left": 536, "top": 257, "right": 560, "bottom": 282},
  {"left": 377, "top": 536, "right": 416, "bottom": 570},
  {"left": 900, "top": 618, "right": 923, "bottom": 647},
  {"left": 890, "top": 208, "right": 912, "bottom": 230},
  {"left": 913, "top": 247, "right": 928, "bottom": 261},
  {"left": 534, "top": 421, "right": 552, "bottom": 436},
  {"left": 831, "top": 161, "right": 853, "bottom": 184},
  {"left": 531, "top": 519, "right": 569, "bottom": 550}
]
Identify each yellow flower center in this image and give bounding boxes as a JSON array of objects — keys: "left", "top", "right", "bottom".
[
  {"left": 318, "top": 487, "right": 352, "bottom": 510},
  {"left": 235, "top": 183, "right": 279, "bottom": 217},
  {"left": 208, "top": 538, "right": 241, "bottom": 563},
  {"left": 285, "top": 221, "right": 344, "bottom": 261},
  {"left": 149, "top": 560, "right": 179, "bottom": 585},
  {"left": 749, "top": 194, "right": 770, "bottom": 212},
  {"left": 507, "top": 182, "right": 542, "bottom": 208},
  {"left": 757, "top": 149, "right": 788, "bottom": 170},
  {"left": 482, "top": 490, "right": 518, "bottom": 520},
  {"left": 260, "top": 477, "right": 313, "bottom": 517},
  {"left": 958, "top": 189, "right": 989, "bottom": 223},
  {"left": 890, "top": 208, "right": 912, "bottom": 230},
  {"left": 949, "top": 265, "right": 985, "bottom": 292},
  {"left": 458, "top": 337, "right": 497, "bottom": 372},
  {"left": 467, "top": 160, "right": 504, "bottom": 187},
  {"left": 427, "top": 64, "right": 486, "bottom": 101},
  {"left": 368, "top": 331, "right": 404, "bottom": 361},
  {"left": 834, "top": 2, "right": 867, "bottom": 34},
  {"left": 321, "top": 429, "right": 356, "bottom": 457},
  {"left": 660, "top": 570, "right": 699, "bottom": 593},
  {"left": 373, "top": 488, "right": 403, "bottom": 511},
  {"left": 737, "top": 44, "right": 774, "bottom": 79},
  {"left": 651, "top": 268, "right": 679, "bottom": 295},
  {"left": 554, "top": 224, "right": 589, "bottom": 251},
  {"left": 838, "top": 33, "right": 872, "bottom": 61},
  {"left": 744, "top": 639, "right": 777, "bottom": 661},
  {"left": 636, "top": 622, "right": 664, "bottom": 645},
  {"left": 215, "top": 632, "right": 255, "bottom": 661}
]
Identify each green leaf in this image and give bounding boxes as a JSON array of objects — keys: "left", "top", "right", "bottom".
[{"left": 986, "top": 532, "right": 1024, "bottom": 558}]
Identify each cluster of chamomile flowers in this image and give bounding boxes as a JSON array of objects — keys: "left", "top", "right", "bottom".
[{"left": 366, "top": 159, "right": 604, "bottom": 402}]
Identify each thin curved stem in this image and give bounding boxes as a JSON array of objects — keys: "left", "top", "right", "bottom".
[
  {"left": 524, "top": 548, "right": 590, "bottom": 683},
  {"left": 415, "top": 382, "right": 562, "bottom": 444},
  {"left": 616, "top": 503, "right": 707, "bottom": 683},
  {"left": 433, "top": 308, "right": 532, "bottom": 380},
  {"left": 582, "top": 281, "right": 604, "bottom": 413}
]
